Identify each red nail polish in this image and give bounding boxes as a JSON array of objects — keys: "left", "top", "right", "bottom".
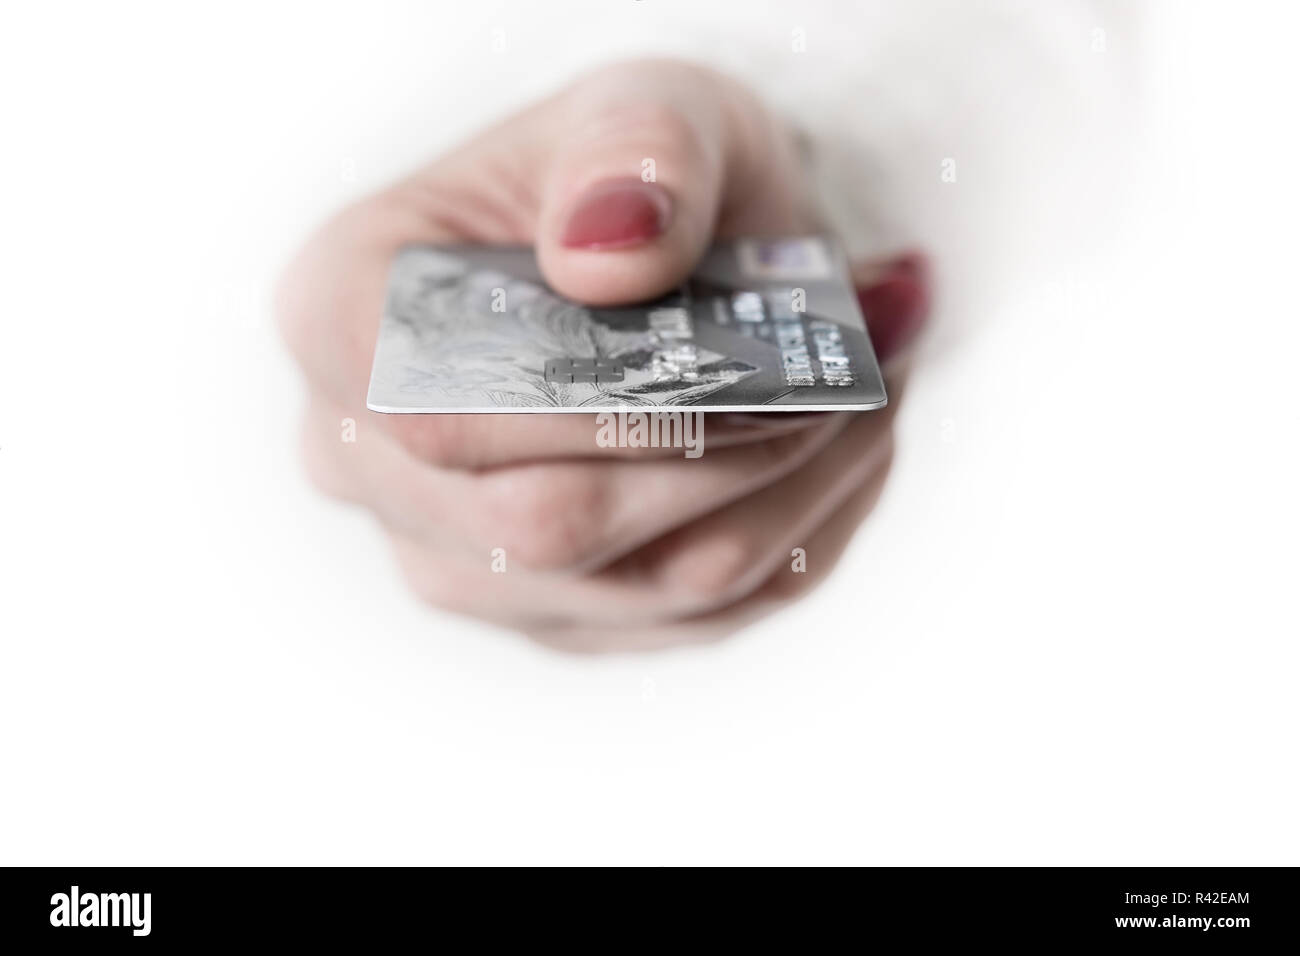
[
  {"left": 858, "top": 254, "right": 931, "bottom": 362},
  {"left": 560, "top": 180, "right": 671, "bottom": 250}
]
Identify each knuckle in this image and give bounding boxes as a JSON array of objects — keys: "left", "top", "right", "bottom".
[
  {"left": 390, "top": 539, "right": 473, "bottom": 614},
  {"left": 274, "top": 263, "right": 316, "bottom": 365},
  {"left": 748, "top": 425, "right": 826, "bottom": 476},
  {"left": 575, "top": 98, "right": 705, "bottom": 161},
  {"left": 487, "top": 467, "right": 607, "bottom": 571},
  {"left": 387, "top": 416, "right": 466, "bottom": 467},
  {"left": 667, "top": 535, "right": 760, "bottom": 606},
  {"left": 299, "top": 428, "right": 347, "bottom": 502},
  {"left": 409, "top": 575, "right": 473, "bottom": 617},
  {"left": 297, "top": 409, "right": 360, "bottom": 504},
  {"left": 275, "top": 192, "right": 398, "bottom": 375}
]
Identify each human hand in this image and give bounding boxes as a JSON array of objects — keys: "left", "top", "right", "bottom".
[{"left": 277, "top": 59, "right": 928, "bottom": 651}]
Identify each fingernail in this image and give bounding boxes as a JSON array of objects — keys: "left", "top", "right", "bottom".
[
  {"left": 858, "top": 253, "right": 931, "bottom": 363},
  {"left": 560, "top": 179, "right": 672, "bottom": 250}
]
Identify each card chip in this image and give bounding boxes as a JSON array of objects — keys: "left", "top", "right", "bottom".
[{"left": 544, "top": 357, "right": 625, "bottom": 385}]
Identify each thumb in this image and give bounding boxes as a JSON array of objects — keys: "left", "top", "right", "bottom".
[{"left": 534, "top": 62, "right": 731, "bottom": 306}]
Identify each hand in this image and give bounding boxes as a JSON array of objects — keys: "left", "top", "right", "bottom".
[{"left": 277, "top": 59, "right": 928, "bottom": 652}]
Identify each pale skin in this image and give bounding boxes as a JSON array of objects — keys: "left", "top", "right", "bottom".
[{"left": 278, "top": 60, "right": 924, "bottom": 652}]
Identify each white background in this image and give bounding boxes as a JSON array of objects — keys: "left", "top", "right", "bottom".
[{"left": 1, "top": 1, "right": 1296, "bottom": 864}]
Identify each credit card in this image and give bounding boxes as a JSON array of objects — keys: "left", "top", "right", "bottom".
[{"left": 366, "top": 237, "right": 886, "bottom": 413}]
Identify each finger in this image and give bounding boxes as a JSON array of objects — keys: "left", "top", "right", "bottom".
[
  {"left": 375, "top": 411, "right": 835, "bottom": 471},
  {"left": 598, "top": 405, "right": 896, "bottom": 618},
  {"left": 524, "top": 461, "right": 892, "bottom": 653},
  {"left": 853, "top": 250, "right": 931, "bottom": 369},
  {"left": 384, "top": 403, "right": 896, "bottom": 628},
  {"left": 535, "top": 59, "right": 813, "bottom": 305},
  {"left": 303, "top": 391, "right": 851, "bottom": 572}
]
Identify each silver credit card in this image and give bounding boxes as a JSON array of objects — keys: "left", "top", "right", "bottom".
[{"left": 366, "top": 238, "right": 886, "bottom": 414}]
